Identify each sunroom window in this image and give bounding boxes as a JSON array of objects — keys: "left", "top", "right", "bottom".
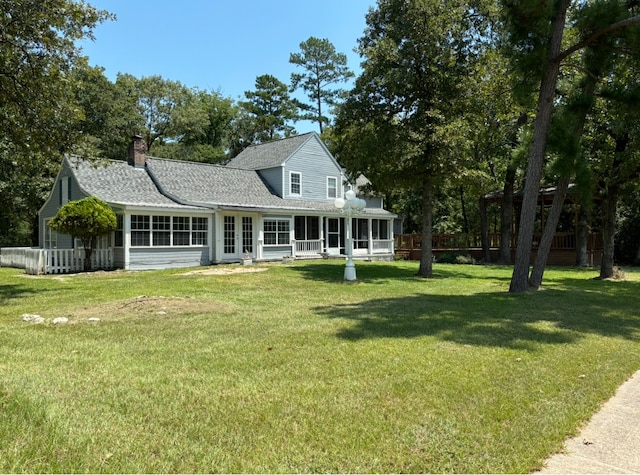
[{"left": 264, "top": 219, "right": 290, "bottom": 245}]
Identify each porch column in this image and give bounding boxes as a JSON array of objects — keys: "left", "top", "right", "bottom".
[
  {"left": 368, "top": 218, "right": 373, "bottom": 256},
  {"left": 124, "top": 212, "right": 131, "bottom": 270},
  {"left": 257, "top": 216, "right": 264, "bottom": 260},
  {"left": 319, "top": 216, "right": 325, "bottom": 253}
]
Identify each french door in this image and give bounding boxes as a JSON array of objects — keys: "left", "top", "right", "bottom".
[{"left": 222, "top": 214, "right": 254, "bottom": 260}]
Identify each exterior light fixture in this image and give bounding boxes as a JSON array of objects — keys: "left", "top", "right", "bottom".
[{"left": 334, "top": 189, "right": 366, "bottom": 281}]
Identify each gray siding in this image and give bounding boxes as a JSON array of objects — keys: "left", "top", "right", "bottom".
[
  {"left": 261, "top": 246, "right": 292, "bottom": 260},
  {"left": 364, "top": 197, "right": 384, "bottom": 209},
  {"left": 113, "top": 248, "right": 125, "bottom": 269},
  {"left": 284, "top": 137, "right": 343, "bottom": 201},
  {"left": 257, "top": 167, "right": 283, "bottom": 197},
  {"left": 39, "top": 161, "right": 90, "bottom": 248},
  {"left": 128, "top": 247, "right": 210, "bottom": 271}
]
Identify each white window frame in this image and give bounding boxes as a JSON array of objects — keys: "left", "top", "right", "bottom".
[
  {"left": 327, "top": 176, "right": 337, "bottom": 199},
  {"left": 289, "top": 171, "right": 302, "bottom": 196},
  {"left": 263, "top": 218, "right": 291, "bottom": 246},
  {"left": 129, "top": 214, "right": 209, "bottom": 248},
  {"left": 44, "top": 219, "right": 57, "bottom": 249}
]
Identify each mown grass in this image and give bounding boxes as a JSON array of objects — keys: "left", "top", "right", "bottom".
[{"left": 1, "top": 261, "right": 639, "bottom": 473}]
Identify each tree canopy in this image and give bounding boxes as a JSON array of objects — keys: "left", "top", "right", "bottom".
[
  {"left": 335, "top": 0, "right": 490, "bottom": 277},
  {"left": 290, "top": 37, "right": 354, "bottom": 133},
  {"left": 48, "top": 196, "right": 117, "bottom": 271}
]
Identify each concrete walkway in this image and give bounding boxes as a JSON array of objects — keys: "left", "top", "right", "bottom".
[{"left": 537, "top": 369, "right": 640, "bottom": 473}]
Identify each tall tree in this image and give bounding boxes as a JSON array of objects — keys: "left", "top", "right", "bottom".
[
  {"left": 0, "top": 0, "right": 112, "bottom": 154},
  {"left": 527, "top": 0, "right": 636, "bottom": 288},
  {"left": 71, "top": 59, "right": 143, "bottom": 161},
  {"left": 290, "top": 37, "right": 354, "bottom": 133},
  {"left": 155, "top": 89, "right": 236, "bottom": 163},
  {"left": 0, "top": 0, "right": 112, "bottom": 245},
  {"left": 114, "top": 74, "right": 195, "bottom": 152},
  {"left": 504, "top": 0, "right": 640, "bottom": 292},
  {"left": 584, "top": 59, "right": 640, "bottom": 279},
  {"left": 504, "top": 0, "right": 572, "bottom": 292},
  {"left": 241, "top": 74, "right": 298, "bottom": 142},
  {"left": 335, "top": 0, "right": 488, "bottom": 277}
]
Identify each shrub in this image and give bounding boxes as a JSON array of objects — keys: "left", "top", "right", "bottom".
[{"left": 437, "top": 252, "right": 475, "bottom": 264}]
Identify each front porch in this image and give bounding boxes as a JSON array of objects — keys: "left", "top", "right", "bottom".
[{"left": 291, "top": 215, "right": 394, "bottom": 261}]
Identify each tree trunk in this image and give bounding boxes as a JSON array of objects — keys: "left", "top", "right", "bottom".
[
  {"left": 576, "top": 205, "right": 590, "bottom": 266},
  {"left": 600, "top": 188, "right": 618, "bottom": 279},
  {"left": 479, "top": 196, "right": 491, "bottom": 264},
  {"left": 418, "top": 176, "right": 434, "bottom": 278},
  {"left": 528, "top": 175, "right": 571, "bottom": 289},
  {"left": 84, "top": 248, "right": 93, "bottom": 272},
  {"left": 530, "top": 62, "right": 598, "bottom": 286},
  {"left": 460, "top": 185, "right": 469, "bottom": 235},
  {"left": 497, "top": 165, "right": 516, "bottom": 264},
  {"left": 510, "top": 0, "right": 570, "bottom": 293}
]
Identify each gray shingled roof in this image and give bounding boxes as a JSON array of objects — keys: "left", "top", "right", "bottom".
[
  {"left": 70, "top": 157, "right": 200, "bottom": 209},
  {"left": 146, "top": 158, "right": 287, "bottom": 208},
  {"left": 146, "top": 158, "right": 394, "bottom": 216},
  {"left": 226, "top": 133, "right": 315, "bottom": 170},
  {"left": 68, "top": 152, "right": 394, "bottom": 217}
]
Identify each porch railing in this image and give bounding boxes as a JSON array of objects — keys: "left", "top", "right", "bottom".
[
  {"left": 372, "top": 239, "right": 394, "bottom": 253},
  {"left": 0, "top": 247, "right": 113, "bottom": 275},
  {"left": 293, "top": 238, "right": 394, "bottom": 257},
  {"left": 293, "top": 239, "right": 323, "bottom": 257}
]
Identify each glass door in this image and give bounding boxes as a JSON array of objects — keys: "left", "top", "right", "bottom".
[{"left": 222, "top": 214, "right": 254, "bottom": 260}]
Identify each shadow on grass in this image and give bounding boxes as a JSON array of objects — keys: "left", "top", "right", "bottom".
[
  {"left": 304, "top": 263, "right": 640, "bottom": 350},
  {"left": 290, "top": 260, "right": 445, "bottom": 283},
  {"left": 0, "top": 283, "right": 42, "bottom": 304}
]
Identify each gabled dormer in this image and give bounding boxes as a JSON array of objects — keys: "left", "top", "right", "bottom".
[{"left": 226, "top": 132, "right": 345, "bottom": 201}]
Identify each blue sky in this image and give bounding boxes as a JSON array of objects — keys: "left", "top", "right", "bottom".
[{"left": 80, "top": 1, "right": 374, "bottom": 133}]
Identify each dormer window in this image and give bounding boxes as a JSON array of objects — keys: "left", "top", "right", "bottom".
[{"left": 290, "top": 172, "right": 301, "bottom": 196}]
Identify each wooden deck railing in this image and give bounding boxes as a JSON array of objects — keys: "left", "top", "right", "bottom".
[{"left": 395, "top": 232, "right": 603, "bottom": 251}]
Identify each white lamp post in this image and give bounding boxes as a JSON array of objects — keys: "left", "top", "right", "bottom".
[{"left": 334, "top": 189, "right": 366, "bottom": 281}]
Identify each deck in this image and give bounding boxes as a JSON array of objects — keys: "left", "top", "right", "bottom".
[{"left": 395, "top": 232, "right": 603, "bottom": 266}]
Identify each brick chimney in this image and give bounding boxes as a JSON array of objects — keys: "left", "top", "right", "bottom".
[{"left": 128, "top": 135, "right": 147, "bottom": 167}]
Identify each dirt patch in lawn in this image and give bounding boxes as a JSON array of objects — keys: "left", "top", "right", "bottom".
[
  {"left": 70, "top": 295, "right": 231, "bottom": 323},
  {"left": 180, "top": 266, "right": 269, "bottom": 276}
]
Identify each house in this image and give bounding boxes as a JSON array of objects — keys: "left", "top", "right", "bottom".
[{"left": 37, "top": 133, "right": 396, "bottom": 271}]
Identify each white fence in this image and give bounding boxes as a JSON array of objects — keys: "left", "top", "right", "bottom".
[
  {"left": 0, "top": 248, "right": 113, "bottom": 275},
  {"left": 372, "top": 239, "right": 394, "bottom": 253}
]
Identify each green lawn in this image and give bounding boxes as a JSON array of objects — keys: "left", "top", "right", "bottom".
[{"left": 1, "top": 261, "right": 639, "bottom": 473}]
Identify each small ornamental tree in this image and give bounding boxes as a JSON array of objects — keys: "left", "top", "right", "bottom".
[{"left": 48, "top": 196, "right": 117, "bottom": 271}]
